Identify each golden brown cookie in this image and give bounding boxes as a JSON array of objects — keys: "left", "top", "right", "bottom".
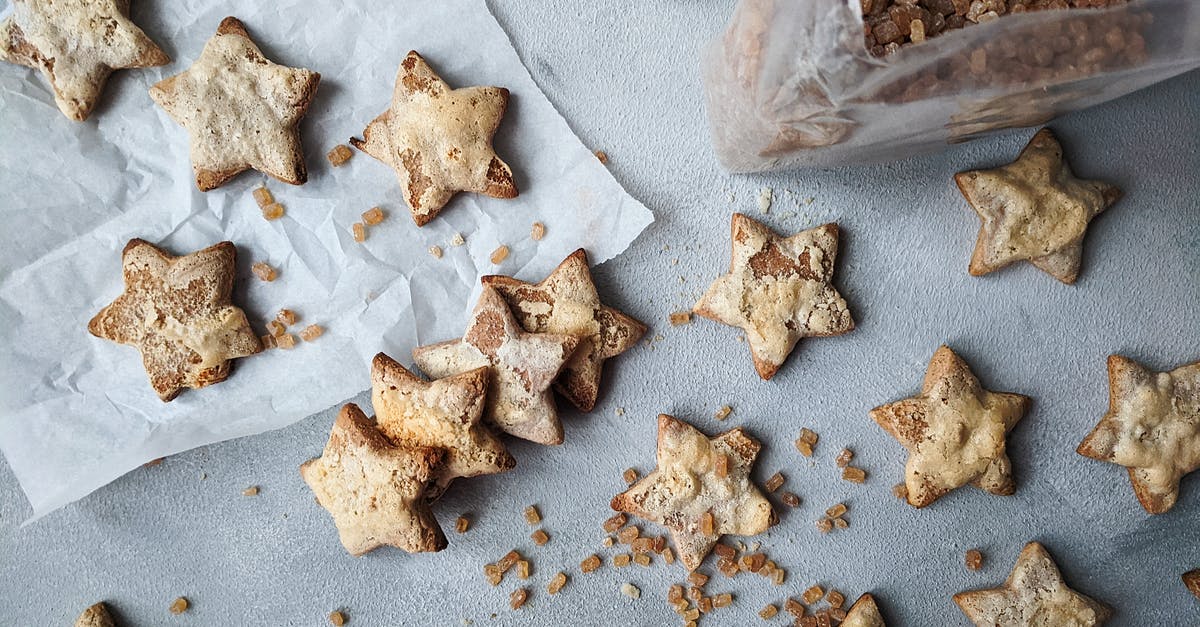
[
  {"left": 482, "top": 249, "right": 646, "bottom": 412},
  {"left": 1184, "top": 570, "right": 1200, "bottom": 600},
  {"left": 954, "top": 542, "right": 1112, "bottom": 626},
  {"left": 611, "top": 414, "right": 774, "bottom": 571},
  {"left": 1077, "top": 355, "right": 1200, "bottom": 514},
  {"left": 88, "top": 239, "right": 261, "bottom": 401},
  {"left": 842, "top": 594, "right": 886, "bottom": 627},
  {"left": 149, "top": 17, "right": 320, "bottom": 191},
  {"left": 869, "top": 346, "right": 1030, "bottom": 508},
  {"left": 0, "top": 0, "right": 168, "bottom": 121},
  {"left": 954, "top": 128, "right": 1122, "bottom": 284},
  {"left": 413, "top": 286, "right": 579, "bottom": 446},
  {"left": 370, "top": 353, "right": 514, "bottom": 495},
  {"left": 351, "top": 50, "right": 517, "bottom": 226},
  {"left": 74, "top": 602, "right": 116, "bottom": 627},
  {"left": 693, "top": 214, "right": 854, "bottom": 380},
  {"left": 300, "top": 404, "right": 447, "bottom": 556}
]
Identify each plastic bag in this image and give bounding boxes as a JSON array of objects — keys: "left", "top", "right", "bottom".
[{"left": 703, "top": 0, "right": 1200, "bottom": 172}]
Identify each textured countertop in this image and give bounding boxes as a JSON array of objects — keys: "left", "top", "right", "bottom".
[{"left": 2, "top": 1, "right": 1198, "bottom": 625}]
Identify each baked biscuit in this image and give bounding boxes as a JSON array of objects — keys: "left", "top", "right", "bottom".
[
  {"left": 149, "top": 17, "right": 320, "bottom": 191},
  {"left": 870, "top": 346, "right": 1029, "bottom": 508},
  {"left": 413, "top": 286, "right": 579, "bottom": 445},
  {"left": 611, "top": 414, "right": 774, "bottom": 571},
  {"left": 88, "top": 239, "right": 261, "bottom": 401},
  {"left": 370, "top": 353, "right": 514, "bottom": 495},
  {"left": 954, "top": 128, "right": 1121, "bottom": 284},
  {"left": 954, "top": 542, "right": 1111, "bottom": 626},
  {"left": 483, "top": 249, "right": 646, "bottom": 412},
  {"left": 1077, "top": 355, "right": 1200, "bottom": 514},
  {"left": 1, "top": 0, "right": 168, "bottom": 121},
  {"left": 351, "top": 50, "right": 517, "bottom": 226},
  {"left": 693, "top": 214, "right": 853, "bottom": 380},
  {"left": 1184, "top": 570, "right": 1200, "bottom": 600},
  {"left": 74, "top": 602, "right": 116, "bottom": 627},
  {"left": 300, "top": 404, "right": 447, "bottom": 556},
  {"left": 842, "top": 594, "right": 886, "bottom": 627}
]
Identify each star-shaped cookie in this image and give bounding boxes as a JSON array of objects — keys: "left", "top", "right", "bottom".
[
  {"left": 869, "top": 346, "right": 1030, "bottom": 508},
  {"left": 300, "top": 403, "right": 447, "bottom": 556},
  {"left": 413, "top": 286, "right": 579, "bottom": 446},
  {"left": 1077, "top": 355, "right": 1200, "bottom": 514},
  {"left": 483, "top": 249, "right": 646, "bottom": 412},
  {"left": 693, "top": 214, "right": 854, "bottom": 380},
  {"left": 954, "top": 128, "right": 1122, "bottom": 284},
  {"left": 842, "top": 594, "right": 886, "bottom": 627},
  {"left": 149, "top": 17, "right": 320, "bottom": 191},
  {"left": 370, "top": 352, "right": 514, "bottom": 495},
  {"left": 351, "top": 50, "right": 517, "bottom": 226},
  {"left": 954, "top": 542, "right": 1112, "bottom": 626},
  {"left": 1, "top": 0, "right": 168, "bottom": 121},
  {"left": 611, "top": 414, "right": 775, "bottom": 571},
  {"left": 1184, "top": 570, "right": 1200, "bottom": 600},
  {"left": 88, "top": 239, "right": 262, "bottom": 401}
]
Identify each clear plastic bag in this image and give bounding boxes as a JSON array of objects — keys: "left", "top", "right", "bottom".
[{"left": 703, "top": 0, "right": 1200, "bottom": 172}]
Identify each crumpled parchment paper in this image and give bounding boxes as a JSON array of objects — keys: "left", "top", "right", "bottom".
[{"left": 0, "top": 0, "right": 653, "bottom": 520}]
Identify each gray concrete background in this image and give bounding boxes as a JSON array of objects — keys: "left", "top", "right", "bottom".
[{"left": 2, "top": 1, "right": 1199, "bottom": 625}]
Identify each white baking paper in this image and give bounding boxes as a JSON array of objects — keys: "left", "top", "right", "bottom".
[{"left": 0, "top": 0, "right": 653, "bottom": 520}]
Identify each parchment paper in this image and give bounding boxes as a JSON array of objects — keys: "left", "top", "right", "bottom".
[{"left": 0, "top": 0, "right": 653, "bottom": 520}]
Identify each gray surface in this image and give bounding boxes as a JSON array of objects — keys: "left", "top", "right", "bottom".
[{"left": 2, "top": 1, "right": 1199, "bottom": 625}]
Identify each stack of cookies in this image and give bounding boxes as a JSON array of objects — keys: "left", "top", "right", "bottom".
[{"left": 302, "top": 249, "right": 646, "bottom": 555}]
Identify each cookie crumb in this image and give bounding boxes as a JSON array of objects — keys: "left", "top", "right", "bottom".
[
  {"left": 842, "top": 466, "right": 867, "bottom": 484},
  {"left": 428, "top": 245, "right": 443, "bottom": 259},
  {"left": 328, "top": 610, "right": 347, "bottom": 626},
  {"left": 580, "top": 554, "right": 602, "bottom": 573},
  {"left": 620, "top": 582, "right": 640, "bottom": 599},
  {"left": 276, "top": 333, "right": 296, "bottom": 349},
  {"left": 615, "top": 407, "right": 626, "bottom": 416},
  {"left": 802, "top": 585, "right": 824, "bottom": 604},
  {"left": 300, "top": 324, "right": 324, "bottom": 341},
  {"left": 594, "top": 150, "right": 609, "bottom": 164},
  {"left": 892, "top": 483, "right": 908, "bottom": 499},
  {"left": 524, "top": 505, "right": 542, "bottom": 525},
  {"left": 251, "top": 262, "right": 277, "bottom": 282},
  {"left": 835, "top": 448, "right": 853, "bottom": 468},
  {"left": 530, "top": 222, "right": 546, "bottom": 241},
  {"left": 531, "top": 529, "right": 550, "bottom": 546},
  {"left": 242, "top": 485, "right": 259, "bottom": 496},
  {"left": 669, "top": 311, "right": 692, "bottom": 326},
  {"left": 758, "top": 187, "right": 773, "bottom": 214},
  {"left": 262, "top": 202, "right": 285, "bottom": 221},
  {"left": 361, "top": 207, "right": 385, "bottom": 226},
  {"left": 509, "top": 588, "right": 528, "bottom": 610},
  {"left": 455, "top": 516, "right": 470, "bottom": 533},
  {"left": 351, "top": 222, "right": 366, "bottom": 242},
  {"left": 759, "top": 604, "right": 779, "bottom": 619},
  {"left": 764, "top": 471, "right": 785, "bottom": 493},
  {"left": 602, "top": 513, "right": 627, "bottom": 533},
  {"left": 252, "top": 186, "right": 273, "bottom": 208},
  {"left": 714, "top": 405, "right": 733, "bottom": 421},
  {"left": 490, "top": 245, "right": 510, "bottom": 265},
  {"left": 169, "top": 597, "right": 189, "bottom": 614},
  {"left": 326, "top": 144, "right": 353, "bottom": 167},
  {"left": 450, "top": 232, "right": 465, "bottom": 246},
  {"left": 144, "top": 457, "right": 165, "bottom": 467},
  {"left": 966, "top": 549, "right": 984, "bottom": 571},
  {"left": 781, "top": 491, "right": 801, "bottom": 508}
]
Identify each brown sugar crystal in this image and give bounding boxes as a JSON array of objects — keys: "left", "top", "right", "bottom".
[
  {"left": 633, "top": 553, "right": 651, "bottom": 567},
  {"left": 517, "top": 560, "right": 531, "bottom": 580},
  {"left": 713, "top": 593, "right": 733, "bottom": 608},
  {"left": 892, "top": 483, "right": 909, "bottom": 500},
  {"left": 169, "top": 597, "right": 189, "bottom": 614},
  {"left": 603, "top": 513, "right": 627, "bottom": 533},
  {"left": 594, "top": 150, "right": 609, "bottom": 164},
  {"left": 328, "top": 610, "right": 346, "bottom": 626},
  {"left": 668, "top": 584, "right": 685, "bottom": 603},
  {"left": 966, "top": 549, "right": 984, "bottom": 571},
  {"left": 252, "top": 186, "right": 273, "bottom": 208},
  {"left": 242, "top": 485, "right": 259, "bottom": 496},
  {"left": 618, "top": 525, "right": 640, "bottom": 544},
  {"left": 835, "top": 448, "right": 853, "bottom": 468},
  {"left": 548, "top": 572, "right": 568, "bottom": 594},
  {"left": 842, "top": 466, "right": 867, "bottom": 484},
  {"left": 251, "top": 262, "right": 276, "bottom": 282},
  {"left": 632, "top": 537, "right": 654, "bottom": 554},
  {"left": 714, "top": 405, "right": 733, "bottom": 420},
  {"left": 530, "top": 222, "right": 546, "bottom": 241},
  {"left": 713, "top": 543, "right": 737, "bottom": 559},
  {"left": 688, "top": 572, "right": 709, "bottom": 587},
  {"left": 785, "top": 598, "right": 806, "bottom": 617},
  {"left": 455, "top": 516, "right": 470, "bottom": 533},
  {"left": 531, "top": 529, "right": 550, "bottom": 546},
  {"left": 700, "top": 511, "right": 716, "bottom": 536},
  {"left": 361, "top": 207, "right": 385, "bottom": 226},
  {"left": 826, "top": 503, "right": 847, "bottom": 518},
  {"left": 510, "top": 588, "right": 528, "bottom": 610},
  {"left": 276, "top": 333, "right": 296, "bottom": 349},
  {"left": 276, "top": 309, "right": 297, "bottom": 326},
  {"left": 581, "top": 554, "right": 602, "bottom": 573},
  {"left": 764, "top": 471, "right": 785, "bottom": 493},
  {"left": 300, "top": 324, "right": 324, "bottom": 341},
  {"left": 781, "top": 491, "right": 801, "bottom": 508},
  {"left": 714, "top": 454, "right": 730, "bottom": 478},
  {"left": 327, "top": 144, "right": 353, "bottom": 167},
  {"left": 759, "top": 604, "right": 779, "bottom": 619},
  {"left": 498, "top": 550, "right": 521, "bottom": 573},
  {"left": 490, "top": 245, "right": 510, "bottom": 265},
  {"left": 351, "top": 222, "right": 366, "bottom": 242},
  {"left": 802, "top": 585, "right": 824, "bottom": 604},
  {"left": 816, "top": 518, "right": 833, "bottom": 534},
  {"left": 669, "top": 311, "right": 693, "bottom": 326},
  {"left": 524, "top": 505, "right": 542, "bottom": 525},
  {"left": 827, "top": 590, "right": 845, "bottom": 609},
  {"left": 262, "top": 202, "right": 285, "bottom": 220},
  {"left": 623, "top": 468, "right": 639, "bottom": 484}
]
